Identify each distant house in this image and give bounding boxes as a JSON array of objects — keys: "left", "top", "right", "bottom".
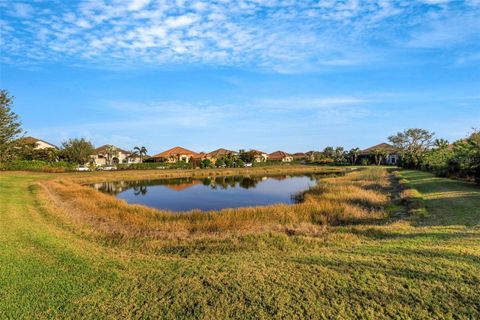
[
  {"left": 251, "top": 149, "right": 269, "bottom": 162},
  {"left": 268, "top": 151, "right": 293, "bottom": 162},
  {"left": 91, "top": 145, "right": 141, "bottom": 166},
  {"left": 359, "top": 143, "right": 400, "bottom": 165},
  {"left": 18, "top": 136, "right": 57, "bottom": 150},
  {"left": 206, "top": 148, "right": 238, "bottom": 163},
  {"left": 151, "top": 146, "right": 200, "bottom": 163},
  {"left": 292, "top": 152, "right": 306, "bottom": 161}
]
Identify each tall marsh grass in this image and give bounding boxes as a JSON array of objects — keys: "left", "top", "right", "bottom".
[{"left": 39, "top": 167, "right": 392, "bottom": 246}]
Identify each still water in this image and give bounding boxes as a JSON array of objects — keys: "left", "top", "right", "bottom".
[{"left": 91, "top": 173, "right": 328, "bottom": 212}]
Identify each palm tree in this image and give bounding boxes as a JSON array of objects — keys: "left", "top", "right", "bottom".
[
  {"left": 348, "top": 148, "right": 360, "bottom": 165},
  {"left": 133, "top": 146, "right": 148, "bottom": 163},
  {"left": 104, "top": 145, "right": 118, "bottom": 165},
  {"left": 372, "top": 148, "right": 388, "bottom": 166}
]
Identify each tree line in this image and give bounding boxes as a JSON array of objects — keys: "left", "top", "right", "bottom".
[{"left": 388, "top": 128, "right": 480, "bottom": 184}]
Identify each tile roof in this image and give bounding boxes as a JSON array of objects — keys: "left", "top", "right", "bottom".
[
  {"left": 207, "top": 148, "right": 238, "bottom": 158},
  {"left": 268, "top": 151, "right": 291, "bottom": 160},
  {"left": 360, "top": 143, "right": 398, "bottom": 155},
  {"left": 18, "top": 136, "right": 58, "bottom": 149},
  {"left": 152, "top": 146, "right": 199, "bottom": 158},
  {"left": 93, "top": 144, "right": 131, "bottom": 154}
]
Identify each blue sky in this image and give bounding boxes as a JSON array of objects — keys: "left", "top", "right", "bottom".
[{"left": 0, "top": 0, "right": 479, "bottom": 153}]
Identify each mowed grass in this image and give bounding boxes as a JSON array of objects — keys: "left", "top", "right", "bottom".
[{"left": 0, "top": 167, "right": 479, "bottom": 319}]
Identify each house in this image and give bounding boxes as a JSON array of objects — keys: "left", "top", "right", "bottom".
[
  {"left": 206, "top": 148, "right": 238, "bottom": 163},
  {"left": 359, "top": 143, "right": 400, "bottom": 165},
  {"left": 292, "top": 152, "right": 306, "bottom": 161},
  {"left": 268, "top": 151, "right": 293, "bottom": 162},
  {"left": 151, "top": 146, "right": 200, "bottom": 163},
  {"left": 91, "top": 145, "right": 141, "bottom": 166},
  {"left": 251, "top": 149, "right": 268, "bottom": 162},
  {"left": 18, "top": 136, "right": 57, "bottom": 150}
]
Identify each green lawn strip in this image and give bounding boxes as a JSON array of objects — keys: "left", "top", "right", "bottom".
[
  {"left": 400, "top": 170, "right": 480, "bottom": 226},
  {"left": 0, "top": 174, "right": 121, "bottom": 319}
]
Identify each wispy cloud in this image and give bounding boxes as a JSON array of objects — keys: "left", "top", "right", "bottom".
[{"left": 1, "top": 0, "right": 479, "bottom": 71}]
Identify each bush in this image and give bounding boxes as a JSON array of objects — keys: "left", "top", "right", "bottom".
[
  {"left": 215, "top": 158, "right": 225, "bottom": 167},
  {"left": 0, "top": 160, "right": 76, "bottom": 172},
  {"left": 117, "top": 162, "right": 193, "bottom": 170},
  {"left": 359, "top": 158, "right": 370, "bottom": 166},
  {"left": 200, "top": 159, "right": 212, "bottom": 169}
]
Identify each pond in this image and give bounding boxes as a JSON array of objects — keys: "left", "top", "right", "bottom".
[{"left": 91, "top": 173, "right": 331, "bottom": 212}]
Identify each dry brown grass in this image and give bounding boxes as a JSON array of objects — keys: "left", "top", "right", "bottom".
[{"left": 38, "top": 167, "right": 393, "bottom": 247}]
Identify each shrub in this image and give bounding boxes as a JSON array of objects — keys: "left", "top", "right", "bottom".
[
  {"left": 117, "top": 162, "right": 193, "bottom": 170},
  {"left": 0, "top": 160, "right": 76, "bottom": 172},
  {"left": 200, "top": 159, "right": 212, "bottom": 169},
  {"left": 215, "top": 158, "right": 225, "bottom": 167}
]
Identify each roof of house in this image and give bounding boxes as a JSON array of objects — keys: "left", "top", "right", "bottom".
[
  {"left": 152, "top": 146, "right": 199, "bottom": 158},
  {"left": 251, "top": 149, "right": 267, "bottom": 155},
  {"left": 164, "top": 180, "right": 201, "bottom": 191},
  {"left": 207, "top": 148, "right": 238, "bottom": 158},
  {"left": 293, "top": 152, "right": 306, "bottom": 156},
  {"left": 18, "top": 136, "right": 58, "bottom": 149},
  {"left": 360, "top": 143, "right": 398, "bottom": 155},
  {"left": 93, "top": 144, "right": 131, "bottom": 155},
  {"left": 268, "top": 151, "right": 291, "bottom": 159}
]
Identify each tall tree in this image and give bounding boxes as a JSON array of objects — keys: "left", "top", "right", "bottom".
[
  {"left": 348, "top": 148, "right": 360, "bottom": 165},
  {"left": 133, "top": 146, "right": 148, "bottom": 163},
  {"left": 104, "top": 145, "right": 118, "bottom": 165},
  {"left": 0, "top": 90, "right": 23, "bottom": 162},
  {"left": 372, "top": 148, "right": 388, "bottom": 166},
  {"left": 388, "top": 128, "right": 435, "bottom": 168},
  {"left": 334, "top": 146, "right": 346, "bottom": 163},
  {"left": 61, "top": 138, "right": 94, "bottom": 165}
]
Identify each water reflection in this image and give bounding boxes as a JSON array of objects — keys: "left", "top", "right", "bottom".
[{"left": 90, "top": 173, "right": 335, "bottom": 212}]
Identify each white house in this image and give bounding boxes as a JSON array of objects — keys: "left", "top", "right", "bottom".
[
  {"left": 19, "top": 136, "right": 57, "bottom": 150},
  {"left": 91, "top": 145, "right": 141, "bottom": 166}
]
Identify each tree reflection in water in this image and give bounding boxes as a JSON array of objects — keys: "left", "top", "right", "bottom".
[{"left": 90, "top": 173, "right": 341, "bottom": 196}]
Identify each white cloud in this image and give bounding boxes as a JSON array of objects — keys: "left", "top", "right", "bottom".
[
  {"left": 165, "top": 14, "right": 198, "bottom": 28},
  {"left": 12, "top": 3, "right": 33, "bottom": 18},
  {"left": 128, "top": 0, "right": 151, "bottom": 11},
  {"left": 2, "top": 0, "right": 480, "bottom": 70}
]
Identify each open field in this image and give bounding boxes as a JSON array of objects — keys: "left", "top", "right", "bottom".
[{"left": 1, "top": 166, "right": 479, "bottom": 319}]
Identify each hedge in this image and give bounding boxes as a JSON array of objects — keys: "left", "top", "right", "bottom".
[{"left": 0, "top": 160, "right": 76, "bottom": 172}]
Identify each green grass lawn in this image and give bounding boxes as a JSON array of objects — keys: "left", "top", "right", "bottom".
[{"left": 0, "top": 169, "right": 479, "bottom": 319}]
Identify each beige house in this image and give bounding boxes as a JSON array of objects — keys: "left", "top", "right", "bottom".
[
  {"left": 268, "top": 151, "right": 293, "bottom": 162},
  {"left": 251, "top": 150, "right": 268, "bottom": 162},
  {"left": 19, "top": 136, "right": 57, "bottom": 150},
  {"left": 206, "top": 148, "right": 238, "bottom": 163},
  {"left": 359, "top": 143, "right": 400, "bottom": 165},
  {"left": 91, "top": 145, "right": 141, "bottom": 166},
  {"left": 151, "top": 146, "right": 200, "bottom": 163},
  {"left": 292, "top": 152, "right": 306, "bottom": 161}
]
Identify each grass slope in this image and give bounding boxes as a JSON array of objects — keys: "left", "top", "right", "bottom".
[{"left": 0, "top": 168, "right": 479, "bottom": 319}]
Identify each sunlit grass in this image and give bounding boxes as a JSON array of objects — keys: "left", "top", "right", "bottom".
[
  {"left": 38, "top": 167, "right": 391, "bottom": 246},
  {"left": 1, "top": 166, "right": 479, "bottom": 319}
]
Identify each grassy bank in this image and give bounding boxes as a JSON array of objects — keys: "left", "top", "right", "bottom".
[{"left": 0, "top": 167, "right": 479, "bottom": 319}]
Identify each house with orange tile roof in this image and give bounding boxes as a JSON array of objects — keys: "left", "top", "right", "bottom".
[
  {"left": 292, "top": 152, "right": 307, "bottom": 161},
  {"left": 251, "top": 149, "right": 268, "bottom": 162},
  {"left": 151, "top": 146, "right": 200, "bottom": 163},
  {"left": 268, "top": 151, "right": 293, "bottom": 162},
  {"left": 206, "top": 148, "right": 238, "bottom": 163}
]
